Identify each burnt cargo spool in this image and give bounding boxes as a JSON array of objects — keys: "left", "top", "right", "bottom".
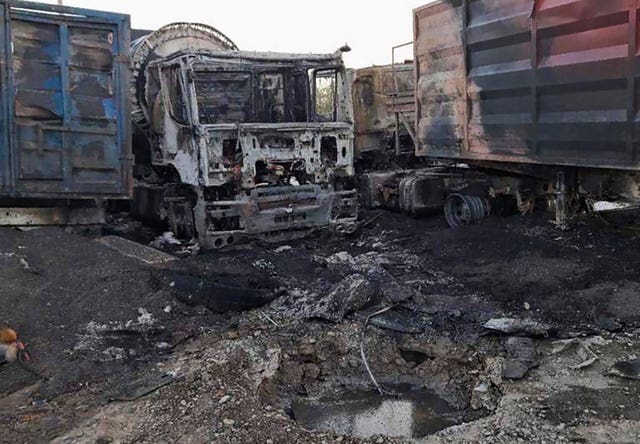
[
  {"left": 444, "top": 194, "right": 490, "bottom": 228},
  {"left": 130, "top": 22, "right": 238, "bottom": 132}
]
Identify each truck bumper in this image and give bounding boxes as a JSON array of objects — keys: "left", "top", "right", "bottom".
[{"left": 195, "top": 185, "right": 358, "bottom": 250}]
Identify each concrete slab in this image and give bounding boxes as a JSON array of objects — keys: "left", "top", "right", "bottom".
[{"left": 97, "top": 236, "right": 176, "bottom": 266}]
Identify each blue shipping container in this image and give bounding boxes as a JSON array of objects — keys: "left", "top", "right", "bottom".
[{"left": 0, "top": 0, "right": 131, "bottom": 199}]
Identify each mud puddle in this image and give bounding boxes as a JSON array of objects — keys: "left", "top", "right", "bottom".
[{"left": 292, "top": 385, "right": 463, "bottom": 439}]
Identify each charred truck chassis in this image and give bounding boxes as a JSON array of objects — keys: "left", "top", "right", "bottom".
[
  {"left": 374, "top": 0, "right": 640, "bottom": 229},
  {"left": 361, "top": 162, "right": 640, "bottom": 229},
  {"left": 131, "top": 33, "right": 357, "bottom": 249}
]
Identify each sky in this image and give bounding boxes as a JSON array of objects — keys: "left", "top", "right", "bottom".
[{"left": 33, "top": 0, "right": 434, "bottom": 68}]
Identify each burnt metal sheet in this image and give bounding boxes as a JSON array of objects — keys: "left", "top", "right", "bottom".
[
  {"left": 353, "top": 63, "right": 415, "bottom": 155},
  {"left": 414, "top": 0, "right": 640, "bottom": 171},
  {"left": 0, "top": 0, "right": 131, "bottom": 200}
]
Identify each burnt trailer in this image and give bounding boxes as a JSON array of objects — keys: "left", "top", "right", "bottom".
[
  {"left": 131, "top": 24, "right": 357, "bottom": 249},
  {"left": 0, "top": 1, "right": 131, "bottom": 225},
  {"left": 413, "top": 0, "right": 640, "bottom": 226}
]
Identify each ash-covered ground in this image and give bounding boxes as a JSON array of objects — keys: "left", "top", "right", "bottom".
[{"left": 1, "top": 210, "right": 640, "bottom": 444}]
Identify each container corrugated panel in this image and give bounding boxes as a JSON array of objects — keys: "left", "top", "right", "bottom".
[
  {"left": 414, "top": 0, "right": 640, "bottom": 171},
  {"left": 0, "top": 0, "right": 131, "bottom": 199}
]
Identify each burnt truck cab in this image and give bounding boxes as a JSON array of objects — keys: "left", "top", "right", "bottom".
[{"left": 141, "top": 50, "right": 357, "bottom": 249}]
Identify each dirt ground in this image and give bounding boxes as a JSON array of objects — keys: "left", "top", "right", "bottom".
[{"left": 1, "top": 209, "right": 640, "bottom": 444}]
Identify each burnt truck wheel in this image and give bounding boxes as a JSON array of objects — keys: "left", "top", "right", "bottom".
[
  {"left": 211, "top": 235, "right": 237, "bottom": 250},
  {"left": 444, "top": 194, "right": 490, "bottom": 228},
  {"left": 334, "top": 221, "right": 359, "bottom": 235}
]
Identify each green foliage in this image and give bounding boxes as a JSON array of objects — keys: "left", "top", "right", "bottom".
[{"left": 315, "top": 75, "right": 336, "bottom": 120}]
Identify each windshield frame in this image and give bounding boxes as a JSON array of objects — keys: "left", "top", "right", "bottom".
[{"left": 168, "top": 57, "right": 344, "bottom": 127}]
